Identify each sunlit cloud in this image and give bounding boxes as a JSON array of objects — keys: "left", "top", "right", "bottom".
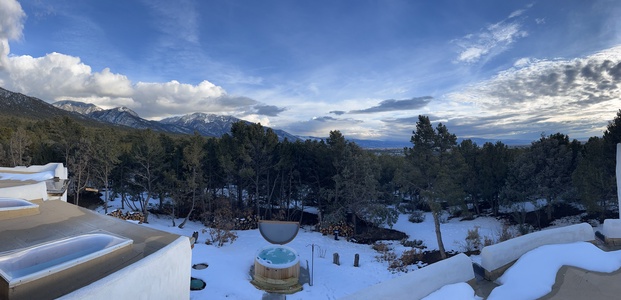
[
  {"left": 445, "top": 46, "right": 621, "bottom": 139},
  {"left": 453, "top": 6, "right": 530, "bottom": 64}
]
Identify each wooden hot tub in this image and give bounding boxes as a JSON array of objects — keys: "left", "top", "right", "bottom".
[{"left": 252, "top": 245, "right": 301, "bottom": 293}]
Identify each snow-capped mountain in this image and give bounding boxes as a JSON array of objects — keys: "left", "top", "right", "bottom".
[
  {"left": 160, "top": 113, "right": 243, "bottom": 137},
  {"left": 161, "top": 112, "right": 299, "bottom": 140},
  {"left": 51, "top": 100, "right": 299, "bottom": 140},
  {"left": 88, "top": 107, "right": 164, "bottom": 130},
  {"left": 52, "top": 100, "right": 103, "bottom": 115}
]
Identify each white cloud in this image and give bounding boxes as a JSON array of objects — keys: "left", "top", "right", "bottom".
[
  {"left": 508, "top": 9, "right": 525, "bottom": 19},
  {"left": 0, "top": 47, "right": 262, "bottom": 120},
  {"left": 0, "top": 0, "right": 269, "bottom": 121},
  {"left": 0, "top": 0, "right": 25, "bottom": 69},
  {"left": 0, "top": 0, "right": 24, "bottom": 41},
  {"left": 454, "top": 8, "right": 529, "bottom": 64},
  {"left": 446, "top": 46, "right": 621, "bottom": 139}
]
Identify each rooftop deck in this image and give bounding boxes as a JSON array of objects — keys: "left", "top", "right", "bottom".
[{"left": 0, "top": 200, "right": 182, "bottom": 299}]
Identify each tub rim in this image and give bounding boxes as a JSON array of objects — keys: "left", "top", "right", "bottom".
[
  {"left": 0, "top": 197, "right": 38, "bottom": 212},
  {"left": 255, "top": 245, "right": 300, "bottom": 269}
]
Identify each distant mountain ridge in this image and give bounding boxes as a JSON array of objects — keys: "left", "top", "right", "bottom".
[
  {"left": 0, "top": 87, "right": 94, "bottom": 122},
  {"left": 51, "top": 99, "right": 299, "bottom": 140},
  {"left": 53, "top": 100, "right": 103, "bottom": 115}
]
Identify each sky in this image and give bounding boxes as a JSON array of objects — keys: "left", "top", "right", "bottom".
[{"left": 1, "top": 0, "right": 621, "bottom": 142}]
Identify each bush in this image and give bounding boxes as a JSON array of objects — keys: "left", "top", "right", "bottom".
[
  {"left": 202, "top": 198, "right": 238, "bottom": 247},
  {"left": 497, "top": 223, "right": 519, "bottom": 243},
  {"left": 408, "top": 210, "right": 426, "bottom": 223},
  {"left": 204, "top": 227, "right": 238, "bottom": 247},
  {"left": 387, "top": 249, "right": 423, "bottom": 273},
  {"left": 463, "top": 226, "right": 482, "bottom": 252},
  {"left": 372, "top": 241, "right": 391, "bottom": 252},
  {"left": 483, "top": 235, "right": 495, "bottom": 247},
  {"left": 400, "top": 249, "right": 423, "bottom": 266}
]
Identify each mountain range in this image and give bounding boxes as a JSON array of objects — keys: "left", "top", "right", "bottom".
[
  {"left": 0, "top": 86, "right": 531, "bottom": 148},
  {"left": 51, "top": 100, "right": 300, "bottom": 141}
]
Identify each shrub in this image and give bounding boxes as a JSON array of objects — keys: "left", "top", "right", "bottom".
[
  {"left": 205, "top": 227, "right": 238, "bottom": 247},
  {"left": 372, "top": 242, "right": 391, "bottom": 252},
  {"left": 400, "top": 249, "right": 423, "bottom": 266},
  {"left": 497, "top": 223, "right": 519, "bottom": 242},
  {"left": 387, "top": 249, "right": 423, "bottom": 273},
  {"left": 202, "top": 198, "right": 238, "bottom": 247},
  {"left": 463, "top": 226, "right": 482, "bottom": 252},
  {"left": 483, "top": 235, "right": 495, "bottom": 247},
  {"left": 408, "top": 210, "right": 426, "bottom": 223}
]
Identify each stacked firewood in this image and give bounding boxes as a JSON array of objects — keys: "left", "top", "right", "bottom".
[
  {"left": 107, "top": 209, "right": 145, "bottom": 223},
  {"left": 319, "top": 221, "right": 354, "bottom": 237},
  {"left": 233, "top": 213, "right": 258, "bottom": 230}
]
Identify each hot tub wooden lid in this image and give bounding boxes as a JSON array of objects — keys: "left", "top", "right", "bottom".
[{"left": 258, "top": 221, "right": 300, "bottom": 245}]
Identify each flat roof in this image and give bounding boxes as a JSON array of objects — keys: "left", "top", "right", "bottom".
[
  {"left": 0, "top": 179, "right": 38, "bottom": 189},
  {"left": 0, "top": 200, "right": 182, "bottom": 299}
]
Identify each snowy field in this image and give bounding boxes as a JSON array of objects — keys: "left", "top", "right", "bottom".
[{"left": 93, "top": 201, "right": 619, "bottom": 299}]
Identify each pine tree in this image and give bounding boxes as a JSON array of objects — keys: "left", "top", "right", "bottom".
[{"left": 403, "top": 116, "right": 465, "bottom": 259}]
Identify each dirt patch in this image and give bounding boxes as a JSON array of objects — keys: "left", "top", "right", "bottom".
[
  {"left": 68, "top": 191, "right": 104, "bottom": 209},
  {"left": 351, "top": 227, "right": 408, "bottom": 244},
  {"left": 498, "top": 202, "right": 583, "bottom": 229},
  {"left": 419, "top": 250, "right": 460, "bottom": 265}
]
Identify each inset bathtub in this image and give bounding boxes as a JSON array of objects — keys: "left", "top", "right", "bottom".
[
  {"left": 0, "top": 232, "right": 133, "bottom": 299},
  {"left": 0, "top": 198, "right": 39, "bottom": 219}
]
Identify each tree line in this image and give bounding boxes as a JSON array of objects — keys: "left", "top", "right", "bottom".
[{"left": 0, "top": 111, "right": 620, "bottom": 249}]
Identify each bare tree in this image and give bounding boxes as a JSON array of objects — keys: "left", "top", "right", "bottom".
[{"left": 9, "top": 127, "right": 31, "bottom": 167}]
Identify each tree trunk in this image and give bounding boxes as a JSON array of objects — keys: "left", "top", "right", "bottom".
[
  {"left": 179, "top": 169, "right": 197, "bottom": 229},
  {"left": 432, "top": 210, "right": 447, "bottom": 259}
]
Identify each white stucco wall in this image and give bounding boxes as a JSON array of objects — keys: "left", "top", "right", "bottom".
[
  {"left": 603, "top": 219, "right": 621, "bottom": 238},
  {"left": 481, "top": 223, "right": 594, "bottom": 272},
  {"left": 59, "top": 236, "right": 191, "bottom": 300},
  {"left": 0, "top": 182, "right": 48, "bottom": 201},
  {"left": 340, "top": 253, "right": 474, "bottom": 300},
  {"left": 0, "top": 163, "right": 67, "bottom": 179}
]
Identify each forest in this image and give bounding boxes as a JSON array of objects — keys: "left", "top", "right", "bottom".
[{"left": 1, "top": 110, "right": 621, "bottom": 252}]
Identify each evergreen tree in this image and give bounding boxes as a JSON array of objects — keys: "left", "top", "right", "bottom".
[
  {"left": 479, "top": 141, "right": 510, "bottom": 216},
  {"left": 403, "top": 115, "right": 465, "bottom": 259},
  {"left": 573, "top": 137, "right": 615, "bottom": 219}
]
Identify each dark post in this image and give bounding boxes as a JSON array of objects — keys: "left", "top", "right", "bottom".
[
  {"left": 333, "top": 252, "right": 340, "bottom": 265},
  {"left": 354, "top": 253, "right": 359, "bottom": 267}
]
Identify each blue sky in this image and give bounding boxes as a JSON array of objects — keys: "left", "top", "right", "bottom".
[{"left": 1, "top": 0, "right": 621, "bottom": 142}]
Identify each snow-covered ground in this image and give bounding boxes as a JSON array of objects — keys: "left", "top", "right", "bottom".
[{"left": 94, "top": 200, "right": 618, "bottom": 299}]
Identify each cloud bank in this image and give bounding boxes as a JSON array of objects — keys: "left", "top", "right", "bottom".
[
  {"left": 0, "top": 0, "right": 284, "bottom": 120},
  {"left": 443, "top": 46, "right": 621, "bottom": 139},
  {"left": 349, "top": 97, "right": 432, "bottom": 114}
]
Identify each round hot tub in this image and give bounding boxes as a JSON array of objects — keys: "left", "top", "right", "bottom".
[{"left": 252, "top": 245, "right": 301, "bottom": 293}]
